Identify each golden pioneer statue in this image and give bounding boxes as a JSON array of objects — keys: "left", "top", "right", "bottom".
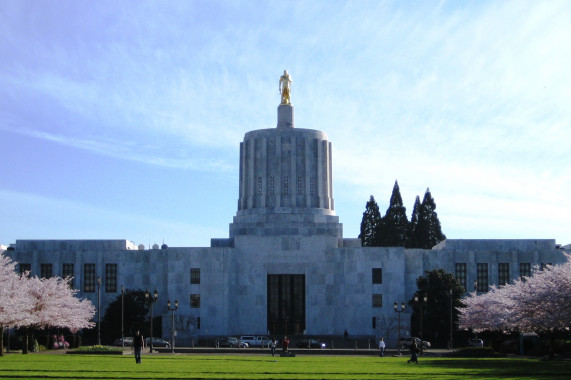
[{"left": 279, "top": 70, "right": 292, "bottom": 105}]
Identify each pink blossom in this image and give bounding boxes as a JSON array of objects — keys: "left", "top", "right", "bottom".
[
  {"left": 0, "top": 253, "right": 33, "bottom": 329},
  {"left": 25, "top": 276, "right": 95, "bottom": 333},
  {"left": 459, "top": 255, "right": 571, "bottom": 333},
  {"left": 0, "top": 252, "right": 95, "bottom": 334}
]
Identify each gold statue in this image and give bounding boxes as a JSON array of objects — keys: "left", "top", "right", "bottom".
[{"left": 279, "top": 70, "right": 292, "bottom": 105}]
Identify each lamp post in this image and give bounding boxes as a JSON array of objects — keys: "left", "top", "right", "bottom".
[
  {"left": 121, "top": 285, "right": 125, "bottom": 348},
  {"left": 167, "top": 299, "right": 179, "bottom": 354},
  {"left": 145, "top": 289, "right": 158, "bottom": 353},
  {"left": 414, "top": 294, "right": 427, "bottom": 353},
  {"left": 449, "top": 288, "right": 454, "bottom": 350},
  {"left": 97, "top": 276, "right": 101, "bottom": 346},
  {"left": 394, "top": 301, "right": 406, "bottom": 355}
]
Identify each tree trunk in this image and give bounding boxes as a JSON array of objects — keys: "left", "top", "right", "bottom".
[
  {"left": 0, "top": 326, "right": 4, "bottom": 356},
  {"left": 549, "top": 331, "right": 555, "bottom": 359},
  {"left": 23, "top": 328, "right": 29, "bottom": 354}
]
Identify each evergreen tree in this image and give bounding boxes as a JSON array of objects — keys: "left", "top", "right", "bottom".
[
  {"left": 409, "top": 269, "right": 464, "bottom": 348},
  {"left": 359, "top": 195, "right": 382, "bottom": 247},
  {"left": 405, "top": 195, "right": 421, "bottom": 248},
  {"left": 417, "top": 188, "right": 446, "bottom": 249},
  {"left": 378, "top": 180, "right": 409, "bottom": 247},
  {"left": 100, "top": 289, "right": 149, "bottom": 344}
]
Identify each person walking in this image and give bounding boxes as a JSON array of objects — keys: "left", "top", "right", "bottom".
[
  {"left": 407, "top": 340, "right": 418, "bottom": 364},
  {"left": 269, "top": 339, "right": 276, "bottom": 357},
  {"left": 133, "top": 330, "right": 144, "bottom": 364},
  {"left": 378, "top": 337, "right": 385, "bottom": 357}
]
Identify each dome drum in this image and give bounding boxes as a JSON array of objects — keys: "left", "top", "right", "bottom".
[{"left": 237, "top": 128, "right": 334, "bottom": 214}]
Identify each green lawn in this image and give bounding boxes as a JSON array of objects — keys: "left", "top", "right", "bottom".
[{"left": 0, "top": 353, "right": 570, "bottom": 379}]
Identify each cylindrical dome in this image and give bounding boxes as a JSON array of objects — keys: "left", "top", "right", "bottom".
[
  {"left": 237, "top": 127, "right": 334, "bottom": 215},
  {"left": 230, "top": 104, "right": 341, "bottom": 238}
]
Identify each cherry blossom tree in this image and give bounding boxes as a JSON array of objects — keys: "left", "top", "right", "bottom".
[
  {"left": 0, "top": 252, "right": 95, "bottom": 354},
  {"left": 25, "top": 276, "right": 96, "bottom": 332},
  {"left": 459, "top": 255, "right": 571, "bottom": 354},
  {"left": 0, "top": 253, "right": 33, "bottom": 356},
  {"left": 0, "top": 252, "right": 36, "bottom": 356},
  {"left": 20, "top": 276, "right": 95, "bottom": 353}
]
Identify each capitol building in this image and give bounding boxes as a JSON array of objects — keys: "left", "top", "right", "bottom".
[{"left": 3, "top": 75, "right": 569, "bottom": 346}]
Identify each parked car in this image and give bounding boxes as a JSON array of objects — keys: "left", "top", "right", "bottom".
[
  {"left": 239, "top": 335, "right": 270, "bottom": 347},
  {"left": 145, "top": 337, "right": 170, "bottom": 348},
  {"left": 400, "top": 337, "right": 430, "bottom": 349},
  {"left": 113, "top": 337, "right": 133, "bottom": 346},
  {"left": 296, "top": 339, "right": 327, "bottom": 348},
  {"left": 468, "top": 338, "right": 484, "bottom": 347},
  {"left": 217, "top": 337, "right": 249, "bottom": 348}
]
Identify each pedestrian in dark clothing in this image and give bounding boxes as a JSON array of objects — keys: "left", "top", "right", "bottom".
[
  {"left": 282, "top": 336, "right": 290, "bottom": 352},
  {"left": 407, "top": 340, "right": 418, "bottom": 363},
  {"left": 133, "top": 330, "right": 144, "bottom": 364},
  {"left": 344, "top": 329, "right": 348, "bottom": 341}
]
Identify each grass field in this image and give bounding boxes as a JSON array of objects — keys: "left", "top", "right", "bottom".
[{"left": 0, "top": 353, "right": 570, "bottom": 379}]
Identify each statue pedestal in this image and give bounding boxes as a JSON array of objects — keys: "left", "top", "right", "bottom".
[{"left": 277, "top": 104, "right": 294, "bottom": 129}]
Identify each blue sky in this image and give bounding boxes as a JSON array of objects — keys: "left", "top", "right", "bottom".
[{"left": 1, "top": 0, "right": 570, "bottom": 248}]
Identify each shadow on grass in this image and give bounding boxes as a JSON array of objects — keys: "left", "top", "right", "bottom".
[{"left": 423, "top": 358, "right": 571, "bottom": 379}]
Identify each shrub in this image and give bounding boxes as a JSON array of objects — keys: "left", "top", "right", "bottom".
[{"left": 74, "top": 345, "right": 122, "bottom": 353}]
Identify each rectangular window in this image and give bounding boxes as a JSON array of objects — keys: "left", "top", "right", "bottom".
[
  {"left": 520, "top": 263, "right": 531, "bottom": 279},
  {"left": 40, "top": 263, "right": 52, "bottom": 279},
  {"left": 476, "top": 263, "right": 488, "bottom": 292},
  {"left": 455, "top": 263, "right": 467, "bottom": 291},
  {"left": 197, "top": 317, "right": 201, "bottom": 330},
  {"left": 191, "top": 294, "right": 200, "bottom": 308},
  {"left": 372, "top": 293, "right": 382, "bottom": 308},
  {"left": 540, "top": 263, "right": 552, "bottom": 271},
  {"left": 498, "top": 263, "right": 510, "bottom": 286},
  {"left": 105, "top": 264, "right": 117, "bottom": 293},
  {"left": 297, "top": 176, "right": 303, "bottom": 195},
  {"left": 283, "top": 176, "right": 289, "bottom": 195},
  {"left": 62, "top": 263, "right": 74, "bottom": 287},
  {"left": 190, "top": 268, "right": 201, "bottom": 284},
  {"left": 19, "top": 263, "right": 31, "bottom": 276},
  {"left": 372, "top": 316, "right": 376, "bottom": 329},
  {"left": 84, "top": 263, "right": 96, "bottom": 293},
  {"left": 372, "top": 268, "right": 382, "bottom": 284}
]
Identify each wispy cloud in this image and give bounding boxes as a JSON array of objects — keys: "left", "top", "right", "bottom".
[
  {"left": 1, "top": 0, "right": 570, "bottom": 245},
  {"left": 0, "top": 125, "right": 235, "bottom": 172},
  {"left": 0, "top": 189, "right": 226, "bottom": 247}
]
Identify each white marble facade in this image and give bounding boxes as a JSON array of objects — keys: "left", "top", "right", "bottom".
[{"left": 3, "top": 104, "right": 569, "bottom": 346}]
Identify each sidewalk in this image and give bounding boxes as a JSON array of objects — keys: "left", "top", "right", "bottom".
[{"left": 26, "top": 347, "right": 452, "bottom": 357}]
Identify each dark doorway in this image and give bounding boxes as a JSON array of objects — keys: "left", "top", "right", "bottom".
[{"left": 267, "top": 274, "right": 305, "bottom": 335}]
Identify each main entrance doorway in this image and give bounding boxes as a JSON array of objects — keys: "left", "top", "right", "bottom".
[{"left": 267, "top": 274, "right": 305, "bottom": 335}]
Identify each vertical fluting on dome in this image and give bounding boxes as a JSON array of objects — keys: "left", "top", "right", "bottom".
[{"left": 237, "top": 128, "right": 334, "bottom": 215}]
